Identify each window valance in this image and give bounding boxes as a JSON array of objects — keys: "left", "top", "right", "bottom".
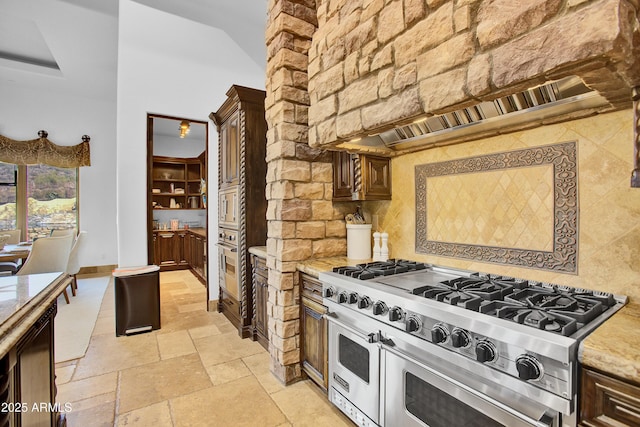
[{"left": 0, "top": 130, "right": 91, "bottom": 168}]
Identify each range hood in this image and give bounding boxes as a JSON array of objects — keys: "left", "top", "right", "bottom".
[{"left": 338, "top": 76, "right": 611, "bottom": 155}]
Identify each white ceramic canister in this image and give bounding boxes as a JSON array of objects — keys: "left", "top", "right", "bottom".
[{"left": 346, "top": 224, "right": 372, "bottom": 260}]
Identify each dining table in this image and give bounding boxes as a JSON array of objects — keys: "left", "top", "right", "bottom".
[{"left": 0, "top": 243, "right": 32, "bottom": 263}]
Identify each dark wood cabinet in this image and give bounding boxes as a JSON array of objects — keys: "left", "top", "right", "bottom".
[
  {"left": 220, "top": 111, "right": 240, "bottom": 186},
  {"left": 154, "top": 231, "right": 179, "bottom": 267},
  {"left": 211, "top": 85, "right": 267, "bottom": 338},
  {"left": 250, "top": 254, "right": 269, "bottom": 350},
  {"left": 153, "top": 230, "right": 206, "bottom": 284},
  {"left": 300, "top": 273, "right": 328, "bottom": 392},
  {"left": 332, "top": 151, "right": 391, "bottom": 201},
  {"left": 580, "top": 367, "right": 640, "bottom": 426},
  {"left": 1, "top": 301, "right": 63, "bottom": 427}
]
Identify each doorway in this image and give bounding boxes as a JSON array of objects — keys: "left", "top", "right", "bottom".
[{"left": 146, "top": 114, "right": 209, "bottom": 301}]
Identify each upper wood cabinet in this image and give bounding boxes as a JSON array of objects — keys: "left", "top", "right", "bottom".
[
  {"left": 332, "top": 151, "right": 391, "bottom": 201},
  {"left": 220, "top": 111, "right": 240, "bottom": 186}
]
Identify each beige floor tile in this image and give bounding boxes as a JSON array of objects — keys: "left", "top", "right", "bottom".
[
  {"left": 188, "top": 324, "right": 222, "bottom": 340},
  {"left": 116, "top": 400, "right": 173, "bottom": 427},
  {"left": 117, "top": 352, "right": 212, "bottom": 414},
  {"left": 73, "top": 333, "right": 160, "bottom": 379},
  {"left": 57, "top": 372, "right": 117, "bottom": 404},
  {"left": 92, "top": 315, "right": 115, "bottom": 336},
  {"left": 194, "top": 331, "right": 265, "bottom": 367},
  {"left": 206, "top": 359, "right": 252, "bottom": 385},
  {"left": 156, "top": 330, "right": 196, "bottom": 360},
  {"left": 55, "top": 364, "right": 76, "bottom": 385},
  {"left": 159, "top": 309, "right": 219, "bottom": 333},
  {"left": 64, "top": 400, "right": 115, "bottom": 427},
  {"left": 270, "top": 380, "right": 352, "bottom": 427},
  {"left": 177, "top": 301, "right": 206, "bottom": 313},
  {"left": 63, "top": 391, "right": 116, "bottom": 412},
  {"left": 242, "top": 352, "right": 286, "bottom": 394},
  {"left": 171, "top": 376, "right": 287, "bottom": 427}
]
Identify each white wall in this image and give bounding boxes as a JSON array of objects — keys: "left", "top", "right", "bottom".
[
  {"left": 0, "top": 0, "right": 119, "bottom": 268},
  {"left": 116, "top": 0, "right": 266, "bottom": 300}
]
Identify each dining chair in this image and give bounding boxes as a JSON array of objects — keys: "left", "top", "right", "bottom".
[
  {"left": 17, "top": 234, "right": 75, "bottom": 303},
  {"left": 0, "top": 235, "right": 17, "bottom": 275},
  {"left": 50, "top": 229, "right": 76, "bottom": 238},
  {"left": 65, "top": 231, "right": 87, "bottom": 296}
]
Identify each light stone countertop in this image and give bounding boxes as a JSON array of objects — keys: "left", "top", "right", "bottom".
[
  {"left": 258, "top": 252, "right": 640, "bottom": 384},
  {"left": 296, "top": 256, "right": 372, "bottom": 278},
  {"left": 248, "top": 246, "right": 267, "bottom": 258},
  {"left": 579, "top": 303, "right": 640, "bottom": 383},
  {"left": 0, "top": 272, "right": 71, "bottom": 357}
]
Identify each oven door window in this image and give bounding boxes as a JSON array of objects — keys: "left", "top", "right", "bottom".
[
  {"left": 405, "top": 372, "right": 504, "bottom": 427},
  {"left": 338, "top": 334, "right": 369, "bottom": 383}
]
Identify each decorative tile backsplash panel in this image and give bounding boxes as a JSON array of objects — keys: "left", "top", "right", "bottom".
[{"left": 415, "top": 142, "right": 579, "bottom": 273}]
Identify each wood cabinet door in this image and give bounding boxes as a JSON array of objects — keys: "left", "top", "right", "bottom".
[
  {"left": 253, "top": 267, "right": 269, "bottom": 347},
  {"left": 221, "top": 112, "right": 240, "bottom": 186},
  {"left": 362, "top": 154, "right": 391, "bottom": 200},
  {"left": 301, "top": 296, "right": 328, "bottom": 392},
  {"left": 580, "top": 367, "right": 640, "bottom": 426},
  {"left": 176, "top": 232, "right": 189, "bottom": 266},
  {"left": 332, "top": 151, "right": 354, "bottom": 200},
  {"left": 156, "top": 232, "right": 177, "bottom": 266}
]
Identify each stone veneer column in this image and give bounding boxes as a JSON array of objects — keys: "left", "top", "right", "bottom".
[{"left": 265, "top": 0, "right": 348, "bottom": 384}]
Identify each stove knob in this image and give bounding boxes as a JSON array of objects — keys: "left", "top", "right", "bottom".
[
  {"left": 358, "top": 296, "right": 372, "bottom": 309},
  {"left": 323, "top": 287, "right": 335, "bottom": 298},
  {"left": 337, "top": 292, "right": 348, "bottom": 304},
  {"left": 515, "top": 355, "right": 543, "bottom": 381},
  {"left": 430, "top": 325, "right": 448, "bottom": 344},
  {"left": 405, "top": 316, "right": 422, "bottom": 333},
  {"left": 451, "top": 328, "right": 471, "bottom": 348},
  {"left": 372, "top": 301, "right": 388, "bottom": 316},
  {"left": 475, "top": 341, "right": 497, "bottom": 363},
  {"left": 348, "top": 293, "right": 359, "bottom": 304},
  {"left": 388, "top": 306, "right": 404, "bottom": 322}
]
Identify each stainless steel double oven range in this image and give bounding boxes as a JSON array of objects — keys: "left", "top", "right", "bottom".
[{"left": 319, "top": 260, "right": 626, "bottom": 427}]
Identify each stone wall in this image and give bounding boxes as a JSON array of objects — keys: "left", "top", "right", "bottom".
[
  {"left": 307, "top": 0, "right": 640, "bottom": 149},
  {"left": 265, "top": 0, "right": 351, "bottom": 384}
]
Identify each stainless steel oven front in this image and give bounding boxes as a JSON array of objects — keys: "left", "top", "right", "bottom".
[
  {"left": 327, "top": 315, "right": 380, "bottom": 427},
  {"left": 381, "top": 342, "right": 562, "bottom": 427}
]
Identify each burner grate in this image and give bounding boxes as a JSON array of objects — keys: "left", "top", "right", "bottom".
[{"left": 332, "top": 259, "right": 428, "bottom": 280}]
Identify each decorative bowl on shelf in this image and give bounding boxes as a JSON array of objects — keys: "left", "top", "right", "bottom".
[{"left": 152, "top": 188, "right": 161, "bottom": 193}]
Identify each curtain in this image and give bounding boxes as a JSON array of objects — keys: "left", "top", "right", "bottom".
[{"left": 0, "top": 131, "right": 91, "bottom": 168}]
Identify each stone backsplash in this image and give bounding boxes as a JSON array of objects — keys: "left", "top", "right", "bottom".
[
  {"left": 307, "top": 0, "right": 640, "bottom": 149},
  {"left": 367, "top": 110, "right": 640, "bottom": 301}
]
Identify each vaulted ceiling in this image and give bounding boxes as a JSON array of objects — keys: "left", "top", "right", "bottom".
[{"left": 0, "top": 0, "right": 268, "bottom": 99}]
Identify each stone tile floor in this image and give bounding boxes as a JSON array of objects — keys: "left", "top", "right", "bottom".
[{"left": 55, "top": 270, "right": 353, "bottom": 426}]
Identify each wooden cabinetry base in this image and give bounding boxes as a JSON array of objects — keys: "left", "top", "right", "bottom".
[
  {"left": 218, "top": 290, "right": 252, "bottom": 339},
  {"left": 580, "top": 367, "right": 640, "bottom": 426}
]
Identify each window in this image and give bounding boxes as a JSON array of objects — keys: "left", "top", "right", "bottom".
[
  {"left": 0, "top": 163, "right": 17, "bottom": 230},
  {"left": 0, "top": 162, "right": 77, "bottom": 241}
]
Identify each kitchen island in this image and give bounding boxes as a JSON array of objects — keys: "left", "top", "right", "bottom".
[{"left": 0, "top": 272, "right": 72, "bottom": 427}]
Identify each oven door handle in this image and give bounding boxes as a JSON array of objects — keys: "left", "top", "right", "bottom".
[
  {"left": 325, "top": 314, "right": 381, "bottom": 345},
  {"left": 382, "top": 344, "right": 557, "bottom": 427}
]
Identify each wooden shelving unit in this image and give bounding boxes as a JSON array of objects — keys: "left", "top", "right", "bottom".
[{"left": 151, "top": 156, "right": 204, "bottom": 210}]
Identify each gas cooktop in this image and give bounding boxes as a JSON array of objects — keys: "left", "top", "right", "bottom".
[{"left": 329, "top": 259, "right": 624, "bottom": 337}]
